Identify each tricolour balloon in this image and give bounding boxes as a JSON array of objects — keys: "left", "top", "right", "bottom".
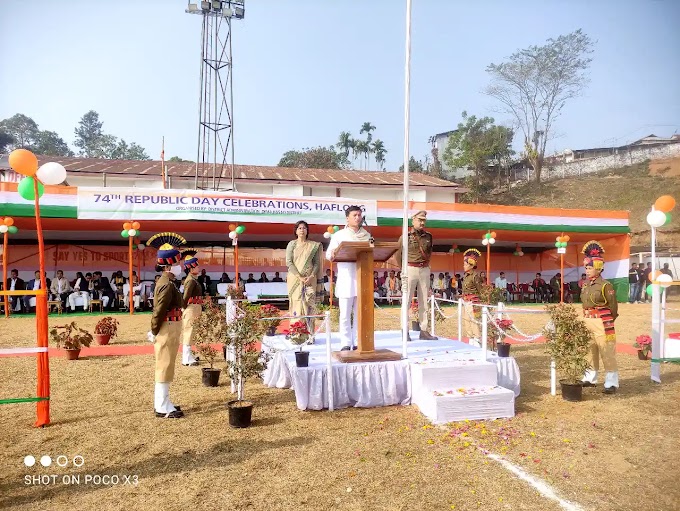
[
  {"left": 121, "top": 230, "right": 129, "bottom": 238},
  {"left": 0, "top": 225, "right": 8, "bottom": 233},
  {"left": 8, "top": 226, "right": 18, "bottom": 234},
  {"left": 3, "top": 217, "right": 14, "bottom": 226},
  {"left": 654, "top": 195, "right": 676, "bottom": 213},
  {"left": 323, "top": 232, "right": 331, "bottom": 239},
  {"left": 17, "top": 177, "right": 44, "bottom": 201},
  {"left": 128, "top": 229, "right": 137, "bottom": 237},
  {"left": 482, "top": 238, "right": 489, "bottom": 246},
  {"left": 664, "top": 213, "right": 672, "bottom": 226},
  {"left": 123, "top": 222, "right": 132, "bottom": 230},
  {"left": 657, "top": 273, "right": 673, "bottom": 288},
  {"left": 228, "top": 231, "right": 237, "bottom": 240},
  {"left": 132, "top": 221, "right": 140, "bottom": 230},
  {"left": 564, "top": 235, "right": 570, "bottom": 242},
  {"left": 8, "top": 149, "right": 38, "bottom": 176},
  {"left": 490, "top": 232, "right": 497, "bottom": 238},
  {"left": 235, "top": 225, "right": 245, "bottom": 234},
  {"left": 647, "top": 210, "right": 666, "bottom": 228},
  {"left": 36, "top": 162, "right": 67, "bottom": 185},
  {"left": 138, "top": 243, "right": 146, "bottom": 251},
  {"left": 228, "top": 224, "right": 236, "bottom": 231},
  {"left": 488, "top": 238, "right": 496, "bottom": 244},
  {"left": 333, "top": 226, "right": 340, "bottom": 232}
]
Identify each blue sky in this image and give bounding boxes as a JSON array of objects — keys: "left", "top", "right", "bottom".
[{"left": 1, "top": 0, "right": 679, "bottom": 170}]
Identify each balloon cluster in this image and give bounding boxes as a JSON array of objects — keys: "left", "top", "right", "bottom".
[
  {"left": 228, "top": 223, "right": 246, "bottom": 242},
  {"left": 0, "top": 217, "right": 19, "bottom": 235},
  {"left": 323, "top": 225, "right": 340, "bottom": 239},
  {"left": 481, "top": 231, "right": 497, "bottom": 246},
  {"left": 8, "top": 149, "right": 67, "bottom": 201},
  {"left": 647, "top": 195, "right": 675, "bottom": 228},
  {"left": 121, "top": 221, "right": 141, "bottom": 239},
  {"left": 513, "top": 244, "right": 524, "bottom": 256},
  {"left": 554, "top": 235, "right": 570, "bottom": 248},
  {"left": 448, "top": 243, "right": 461, "bottom": 254}
]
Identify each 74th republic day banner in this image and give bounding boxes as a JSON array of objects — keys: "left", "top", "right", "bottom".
[{"left": 76, "top": 187, "right": 378, "bottom": 225}]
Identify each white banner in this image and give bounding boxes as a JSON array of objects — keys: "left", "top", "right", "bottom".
[{"left": 76, "top": 187, "right": 377, "bottom": 225}]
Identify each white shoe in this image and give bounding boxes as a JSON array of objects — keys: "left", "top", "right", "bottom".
[
  {"left": 154, "top": 383, "right": 178, "bottom": 414},
  {"left": 182, "top": 345, "right": 198, "bottom": 366}
]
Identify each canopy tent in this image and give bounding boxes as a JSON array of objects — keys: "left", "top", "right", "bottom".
[{"left": 0, "top": 183, "right": 630, "bottom": 300}]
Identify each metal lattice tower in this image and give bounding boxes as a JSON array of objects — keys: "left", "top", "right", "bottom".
[{"left": 186, "top": 1, "right": 244, "bottom": 191}]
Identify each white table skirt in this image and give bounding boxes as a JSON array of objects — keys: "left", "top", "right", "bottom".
[
  {"left": 245, "top": 282, "right": 288, "bottom": 301},
  {"left": 262, "top": 331, "right": 520, "bottom": 410}
]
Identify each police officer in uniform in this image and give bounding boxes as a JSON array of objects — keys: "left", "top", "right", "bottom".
[
  {"left": 580, "top": 241, "right": 619, "bottom": 394},
  {"left": 147, "top": 232, "right": 186, "bottom": 419},
  {"left": 462, "top": 248, "right": 484, "bottom": 342},
  {"left": 393, "top": 210, "right": 437, "bottom": 340},
  {"left": 181, "top": 249, "right": 202, "bottom": 367}
]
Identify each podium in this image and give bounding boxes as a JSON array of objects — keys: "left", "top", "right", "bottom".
[{"left": 332, "top": 241, "right": 402, "bottom": 363}]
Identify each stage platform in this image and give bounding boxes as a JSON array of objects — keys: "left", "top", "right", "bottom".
[{"left": 262, "top": 330, "right": 520, "bottom": 422}]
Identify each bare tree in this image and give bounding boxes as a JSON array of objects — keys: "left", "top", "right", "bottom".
[{"left": 485, "top": 29, "right": 595, "bottom": 182}]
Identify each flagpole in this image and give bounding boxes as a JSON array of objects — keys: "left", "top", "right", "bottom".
[
  {"left": 400, "top": 0, "right": 413, "bottom": 358},
  {"left": 161, "top": 136, "right": 166, "bottom": 189}
]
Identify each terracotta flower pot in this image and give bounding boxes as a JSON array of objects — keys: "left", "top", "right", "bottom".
[
  {"left": 637, "top": 350, "right": 650, "bottom": 361},
  {"left": 94, "top": 334, "right": 111, "bottom": 345},
  {"left": 65, "top": 348, "right": 81, "bottom": 361}
]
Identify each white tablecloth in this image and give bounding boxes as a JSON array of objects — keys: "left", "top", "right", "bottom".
[
  {"left": 245, "top": 282, "right": 288, "bottom": 301},
  {"left": 262, "top": 331, "right": 521, "bottom": 410}
]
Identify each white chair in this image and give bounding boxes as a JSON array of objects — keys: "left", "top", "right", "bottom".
[
  {"left": 123, "top": 283, "right": 141, "bottom": 310},
  {"left": 216, "top": 283, "right": 229, "bottom": 304}
]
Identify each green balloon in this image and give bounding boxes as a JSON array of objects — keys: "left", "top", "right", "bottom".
[
  {"left": 121, "top": 230, "right": 129, "bottom": 238},
  {"left": 333, "top": 225, "right": 340, "bottom": 233},
  {"left": 555, "top": 241, "right": 560, "bottom": 247},
  {"left": 485, "top": 233, "right": 491, "bottom": 239},
  {"left": 135, "top": 230, "right": 141, "bottom": 238},
  {"left": 235, "top": 225, "right": 245, "bottom": 234},
  {"left": 664, "top": 212, "right": 672, "bottom": 225},
  {"left": 562, "top": 242, "right": 568, "bottom": 248},
  {"left": 646, "top": 284, "right": 654, "bottom": 296},
  {"left": 17, "top": 177, "right": 44, "bottom": 201},
  {"left": 7, "top": 226, "right": 18, "bottom": 234},
  {"left": 513, "top": 251, "right": 518, "bottom": 256}
]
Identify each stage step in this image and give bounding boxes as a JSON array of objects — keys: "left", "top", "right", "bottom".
[
  {"left": 410, "top": 359, "right": 499, "bottom": 390},
  {"left": 414, "top": 385, "right": 515, "bottom": 424}
]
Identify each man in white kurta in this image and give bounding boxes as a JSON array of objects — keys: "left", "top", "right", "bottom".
[{"left": 326, "top": 206, "right": 372, "bottom": 351}]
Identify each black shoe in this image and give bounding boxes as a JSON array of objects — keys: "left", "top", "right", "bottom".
[
  {"left": 155, "top": 410, "right": 184, "bottom": 418},
  {"left": 401, "top": 330, "right": 413, "bottom": 342},
  {"left": 341, "top": 346, "right": 351, "bottom": 351},
  {"left": 352, "top": 346, "right": 358, "bottom": 351},
  {"left": 582, "top": 381, "right": 597, "bottom": 388},
  {"left": 419, "top": 330, "right": 438, "bottom": 341},
  {"left": 603, "top": 386, "right": 617, "bottom": 394},
  {"left": 182, "top": 362, "right": 199, "bottom": 367}
]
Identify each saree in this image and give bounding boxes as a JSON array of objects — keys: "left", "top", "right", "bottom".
[{"left": 286, "top": 240, "right": 324, "bottom": 326}]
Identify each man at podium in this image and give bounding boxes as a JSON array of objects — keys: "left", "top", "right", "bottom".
[{"left": 326, "top": 205, "right": 372, "bottom": 351}]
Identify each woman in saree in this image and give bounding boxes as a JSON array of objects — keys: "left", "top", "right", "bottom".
[{"left": 286, "top": 220, "right": 324, "bottom": 331}]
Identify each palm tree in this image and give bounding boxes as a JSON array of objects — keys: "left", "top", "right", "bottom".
[
  {"left": 336, "top": 131, "right": 352, "bottom": 160},
  {"left": 354, "top": 140, "right": 369, "bottom": 170},
  {"left": 360, "top": 122, "right": 376, "bottom": 144},
  {"left": 372, "top": 139, "right": 386, "bottom": 170}
]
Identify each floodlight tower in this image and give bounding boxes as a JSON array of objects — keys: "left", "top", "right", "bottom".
[{"left": 186, "top": 1, "right": 245, "bottom": 191}]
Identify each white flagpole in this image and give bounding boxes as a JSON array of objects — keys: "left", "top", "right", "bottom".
[{"left": 400, "top": 0, "right": 413, "bottom": 359}]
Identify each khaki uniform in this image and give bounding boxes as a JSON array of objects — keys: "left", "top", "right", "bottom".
[
  {"left": 581, "top": 276, "right": 619, "bottom": 386},
  {"left": 395, "top": 228, "right": 433, "bottom": 331},
  {"left": 151, "top": 272, "right": 183, "bottom": 383},
  {"left": 182, "top": 273, "right": 203, "bottom": 348},
  {"left": 462, "top": 270, "right": 484, "bottom": 340}
]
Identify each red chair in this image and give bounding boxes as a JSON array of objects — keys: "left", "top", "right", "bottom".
[
  {"left": 507, "top": 283, "right": 522, "bottom": 302},
  {"left": 519, "top": 283, "right": 534, "bottom": 303}
]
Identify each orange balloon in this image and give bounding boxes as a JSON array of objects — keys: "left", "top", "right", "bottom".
[
  {"left": 228, "top": 223, "right": 236, "bottom": 231},
  {"left": 490, "top": 231, "right": 497, "bottom": 238},
  {"left": 564, "top": 235, "right": 570, "bottom": 242},
  {"left": 123, "top": 222, "right": 132, "bottom": 230},
  {"left": 8, "top": 149, "right": 38, "bottom": 176},
  {"left": 649, "top": 270, "right": 662, "bottom": 282},
  {"left": 3, "top": 217, "right": 14, "bottom": 226},
  {"left": 654, "top": 195, "right": 676, "bottom": 213},
  {"left": 132, "top": 221, "right": 140, "bottom": 230},
  {"left": 327, "top": 226, "right": 334, "bottom": 233}
]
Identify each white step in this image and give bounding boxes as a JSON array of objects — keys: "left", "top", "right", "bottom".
[
  {"left": 410, "top": 359, "right": 499, "bottom": 390},
  {"left": 414, "top": 385, "right": 515, "bottom": 424}
]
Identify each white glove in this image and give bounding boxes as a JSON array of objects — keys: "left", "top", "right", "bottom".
[{"left": 147, "top": 331, "right": 156, "bottom": 343}]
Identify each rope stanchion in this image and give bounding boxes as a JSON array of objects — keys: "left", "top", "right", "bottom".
[
  {"left": 457, "top": 298, "right": 463, "bottom": 343},
  {"left": 325, "top": 311, "right": 334, "bottom": 411},
  {"left": 481, "top": 306, "right": 488, "bottom": 361},
  {"left": 550, "top": 360, "right": 557, "bottom": 396}
]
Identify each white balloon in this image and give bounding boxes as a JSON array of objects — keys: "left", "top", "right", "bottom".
[
  {"left": 647, "top": 210, "right": 666, "bottom": 228},
  {"left": 36, "top": 162, "right": 67, "bottom": 186},
  {"left": 657, "top": 273, "right": 673, "bottom": 288},
  {"left": 518, "top": 251, "right": 524, "bottom": 256},
  {"left": 228, "top": 231, "right": 237, "bottom": 240},
  {"left": 137, "top": 243, "right": 145, "bottom": 251},
  {"left": 0, "top": 225, "right": 7, "bottom": 233},
  {"left": 488, "top": 238, "right": 496, "bottom": 244},
  {"left": 323, "top": 231, "right": 331, "bottom": 239},
  {"left": 482, "top": 238, "right": 489, "bottom": 246},
  {"left": 128, "top": 229, "right": 137, "bottom": 237},
  {"left": 448, "top": 248, "right": 455, "bottom": 253}
]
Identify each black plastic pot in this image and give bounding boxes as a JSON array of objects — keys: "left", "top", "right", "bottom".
[
  {"left": 227, "top": 400, "right": 253, "bottom": 428},
  {"left": 560, "top": 381, "right": 583, "bottom": 402},
  {"left": 411, "top": 321, "right": 420, "bottom": 332},
  {"left": 202, "top": 368, "right": 221, "bottom": 387},
  {"left": 295, "top": 351, "right": 310, "bottom": 367},
  {"left": 497, "top": 343, "right": 511, "bottom": 358},
  {"left": 266, "top": 326, "right": 277, "bottom": 337}
]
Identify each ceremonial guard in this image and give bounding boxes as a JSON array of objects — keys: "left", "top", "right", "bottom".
[
  {"left": 393, "top": 210, "right": 437, "bottom": 340},
  {"left": 181, "top": 249, "right": 202, "bottom": 367},
  {"left": 462, "top": 248, "right": 484, "bottom": 342},
  {"left": 147, "top": 232, "right": 186, "bottom": 419},
  {"left": 580, "top": 241, "right": 619, "bottom": 394}
]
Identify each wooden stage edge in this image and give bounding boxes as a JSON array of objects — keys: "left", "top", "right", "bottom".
[{"left": 332, "top": 349, "right": 402, "bottom": 363}]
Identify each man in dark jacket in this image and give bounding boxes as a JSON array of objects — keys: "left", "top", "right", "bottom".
[
  {"left": 6, "top": 269, "right": 25, "bottom": 313},
  {"left": 23, "top": 271, "right": 51, "bottom": 311}
]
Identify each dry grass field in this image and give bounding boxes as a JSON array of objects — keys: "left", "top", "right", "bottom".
[{"left": 1, "top": 303, "right": 679, "bottom": 511}]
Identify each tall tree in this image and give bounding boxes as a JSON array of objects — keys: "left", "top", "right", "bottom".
[
  {"left": 398, "top": 156, "right": 424, "bottom": 173},
  {"left": 359, "top": 122, "right": 376, "bottom": 169},
  {"left": 32, "top": 130, "right": 73, "bottom": 157},
  {"left": 74, "top": 110, "right": 104, "bottom": 157},
  {"left": 109, "top": 140, "right": 151, "bottom": 160},
  {"left": 0, "top": 131, "right": 15, "bottom": 153},
  {"left": 372, "top": 139, "right": 386, "bottom": 170},
  {"left": 0, "top": 114, "right": 39, "bottom": 149},
  {"left": 485, "top": 29, "right": 594, "bottom": 182},
  {"left": 168, "top": 156, "right": 193, "bottom": 162},
  {"left": 336, "top": 131, "right": 353, "bottom": 160},
  {"left": 278, "top": 146, "right": 350, "bottom": 169},
  {"left": 428, "top": 145, "right": 443, "bottom": 179},
  {"left": 353, "top": 140, "right": 370, "bottom": 170}
]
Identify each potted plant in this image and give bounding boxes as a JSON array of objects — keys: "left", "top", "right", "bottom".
[
  {"left": 225, "top": 301, "right": 270, "bottom": 428},
  {"left": 261, "top": 304, "right": 282, "bottom": 336},
  {"left": 634, "top": 334, "right": 652, "bottom": 360},
  {"left": 93, "top": 317, "right": 119, "bottom": 345},
  {"left": 285, "top": 320, "right": 312, "bottom": 367},
  {"left": 190, "top": 299, "right": 224, "bottom": 387},
  {"left": 544, "top": 304, "right": 593, "bottom": 402},
  {"left": 493, "top": 318, "right": 513, "bottom": 357},
  {"left": 50, "top": 322, "right": 94, "bottom": 360}
]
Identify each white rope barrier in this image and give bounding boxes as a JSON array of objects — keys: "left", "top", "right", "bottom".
[
  {"left": 325, "top": 311, "right": 334, "bottom": 412},
  {"left": 0, "top": 347, "right": 48, "bottom": 355},
  {"left": 481, "top": 306, "right": 488, "bottom": 361}
]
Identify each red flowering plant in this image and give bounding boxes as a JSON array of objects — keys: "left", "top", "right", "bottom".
[
  {"left": 495, "top": 318, "right": 514, "bottom": 331},
  {"left": 491, "top": 318, "right": 514, "bottom": 350},
  {"left": 634, "top": 334, "right": 652, "bottom": 357},
  {"left": 260, "top": 304, "right": 282, "bottom": 332},
  {"left": 284, "top": 320, "right": 311, "bottom": 351}
]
